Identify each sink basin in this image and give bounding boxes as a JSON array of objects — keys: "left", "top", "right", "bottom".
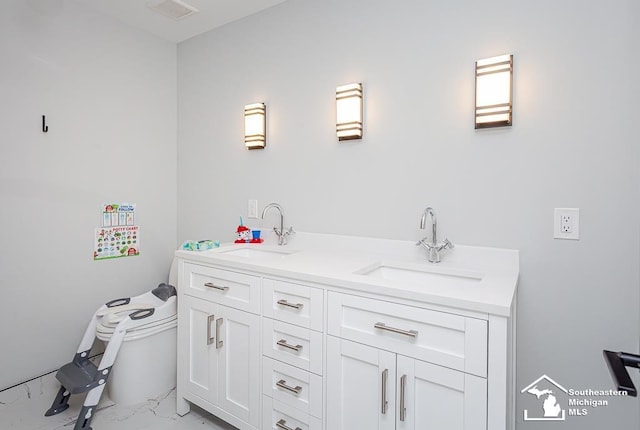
[
  {"left": 357, "top": 262, "right": 482, "bottom": 287},
  {"left": 218, "top": 247, "right": 297, "bottom": 259}
]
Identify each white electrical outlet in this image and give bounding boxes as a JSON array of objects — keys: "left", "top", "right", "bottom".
[
  {"left": 248, "top": 200, "right": 258, "bottom": 219},
  {"left": 554, "top": 208, "right": 579, "bottom": 240},
  {"left": 560, "top": 214, "right": 572, "bottom": 233}
]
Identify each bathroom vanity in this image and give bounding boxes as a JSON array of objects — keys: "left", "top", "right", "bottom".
[{"left": 175, "top": 232, "right": 518, "bottom": 430}]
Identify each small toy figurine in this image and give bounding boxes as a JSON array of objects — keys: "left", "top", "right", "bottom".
[{"left": 235, "top": 225, "right": 251, "bottom": 243}]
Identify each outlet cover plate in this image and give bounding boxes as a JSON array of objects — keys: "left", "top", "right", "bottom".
[
  {"left": 554, "top": 208, "right": 579, "bottom": 240},
  {"left": 248, "top": 200, "right": 258, "bottom": 219}
]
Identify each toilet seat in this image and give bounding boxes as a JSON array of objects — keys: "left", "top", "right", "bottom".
[
  {"left": 96, "top": 303, "right": 156, "bottom": 318},
  {"left": 97, "top": 293, "right": 176, "bottom": 327},
  {"left": 98, "top": 313, "right": 176, "bottom": 332},
  {"left": 96, "top": 314, "right": 176, "bottom": 342},
  {"left": 95, "top": 288, "right": 177, "bottom": 342}
]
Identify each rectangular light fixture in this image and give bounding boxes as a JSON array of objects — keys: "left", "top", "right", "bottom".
[
  {"left": 244, "top": 103, "right": 266, "bottom": 149},
  {"left": 475, "top": 54, "right": 513, "bottom": 129},
  {"left": 336, "top": 83, "right": 363, "bottom": 141}
]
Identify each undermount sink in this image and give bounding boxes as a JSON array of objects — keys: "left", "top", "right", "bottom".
[
  {"left": 356, "top": 262, "right": 483, "bottom": 287},
  {"left": 218, "top": 247, "right": 298, "bottom": 259}
]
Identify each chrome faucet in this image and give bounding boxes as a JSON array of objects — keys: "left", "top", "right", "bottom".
[
  {"left": 416, "top": 207, "right": 454, "bottom": 263},
  {"left": 261, "top": 203, "right": 295, "bottom": 246}
]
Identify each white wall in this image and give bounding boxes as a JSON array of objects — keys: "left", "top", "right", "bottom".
[
  {"left": 0, "top": 0, "right": 177, "bottom": 389},
  {"left": 178, "top": 0, "right": 639, "bottom": 428}
]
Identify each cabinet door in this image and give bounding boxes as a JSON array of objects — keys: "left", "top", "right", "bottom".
[
  {"left": 327, "top": 336, "right": 396, "bottom": 430},
  {"left": 396, "top": 355, "right": 487, "bottom": 430},
  {"left": 178, "top": 295, "right": 218, "bottom": 405},
  {"left": 217, "top": 304, "right": 261, "bottom": 428}
]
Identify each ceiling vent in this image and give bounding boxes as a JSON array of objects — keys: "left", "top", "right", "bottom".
[{"left": 147, "top": 0, "right": 199, "bottom": 20}]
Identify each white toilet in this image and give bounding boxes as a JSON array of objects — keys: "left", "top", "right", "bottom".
[{"left": 94, "top": 260, "right": 178, "bottom": 406}]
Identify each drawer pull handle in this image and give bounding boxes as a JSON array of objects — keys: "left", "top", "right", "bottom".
[
  {"left": 277, "top": 299, "right": 304, "bottom": 310},
  {"left": 277, "top": 339, "right": 303, "bottom": 352},
  {"left": 215, "top": 318, "right": 223, "bottom": 349},
  {"left": 204, "top": 282, "right": 229, "bottom": 292},
  {"left": 400, "top": 374, "right": 407, "bottom": 422},
  {"left": 276, "top": 419, "right": 302, "bottom": 430},
  {"left": 206, "top": 314, "right": 215, "bottom": 345},
  {"left": 374, "top": 322, "right": 418, "bottom": 338},
  {"left": 276, "top": 379, "right": 303, "bottom": 395},
  {"left": 381, "top": 368, "right": 389, "bottom": 414}
]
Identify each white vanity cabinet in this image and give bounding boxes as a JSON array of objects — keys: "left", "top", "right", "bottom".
[
  {"left": 177, "top": 262, "right": 261, "bottom": 430},
  {"left": 176, "top": 237, "right": 518, "bottom": 430}
]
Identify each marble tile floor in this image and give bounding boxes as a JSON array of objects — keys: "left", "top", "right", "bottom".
[{"left": 0, "top": 371, "right": 236, "bottom": 430}]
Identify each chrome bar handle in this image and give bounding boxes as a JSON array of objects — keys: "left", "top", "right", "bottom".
[
  {"left": 276, "top": 379, "right": 303, "bottom": 395},
  {"left": 277, "top": 339, "right": 303, "bottom": 352},
  {"left": 400, "top": 374, "right": 407, "bottom": 422},
  {"left": 374, "top": 322, "right": 418, "bottom": 338},
  {"left": 215, "top": 318, "right": 223, "bottom": 349},
  {"left": 206, "top": 315, "right": 215, "bottom": 345},
  {"left": 381, "top": 369, "right": 389, "bottom": 414},
  {"left": 276, "top": 419, "right": 302, "bottom": 430},
  {"left": 204, "top": 282, "right": 229, "bottom": 292},
  {"left": 277, "top": 299, "right": 304, "bottom": 310}
]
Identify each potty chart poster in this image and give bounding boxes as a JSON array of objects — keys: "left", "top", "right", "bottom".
[{"left": 93, "top": 203, "right": 140, "bottom": 260}]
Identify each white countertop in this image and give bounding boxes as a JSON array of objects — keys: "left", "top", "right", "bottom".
[{"left": 175, "top": 231, "right": 519, "bottom": 317}]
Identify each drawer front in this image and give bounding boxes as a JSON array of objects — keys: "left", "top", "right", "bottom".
[
  {"left": 262, "top": 357, "right": 323, "bottom": 419},
  {"left": 262, "top": 396, "right": 322, "bottom": 430},
  {"left": 263, "top": 319, "right": 323, "bottom": 375},
  {"left": 327, "top": 292, "right": 487, "bottom": 377},
  {"left": 263, "top": 279, "right": 324, "bottom": 331},
  {"left": 182, "top": 262, "right": 261, "bottom": 314}
]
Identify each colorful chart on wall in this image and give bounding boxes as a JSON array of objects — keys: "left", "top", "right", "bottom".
[
  {"left": 94, "top": 226, "right": 140, "bottom": 260},
  {"left": 94, "top": 203, "right": 140, "bottom": 260}
]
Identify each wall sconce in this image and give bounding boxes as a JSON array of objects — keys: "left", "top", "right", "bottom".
[
  {"left": 336, "top": 83, "right": 363, "bottom": 141},
  {"left": 475, "top": 54, "right": 513, "bottom": 129},
  {"left": 244, "top": 103, "right": 266, "bottom": 149}
]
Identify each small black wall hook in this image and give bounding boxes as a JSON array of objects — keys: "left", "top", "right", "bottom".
[{"left": 42, "top": 115, "right": 48, "bottom": 133}]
